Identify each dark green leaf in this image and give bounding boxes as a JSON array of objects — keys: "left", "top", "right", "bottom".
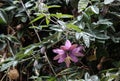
[
  {"left": 0, "top": 9, "right": 8, "bottom": 24},
  {"left": 0, "top": 40, "right": 6, "bottom": 50}
]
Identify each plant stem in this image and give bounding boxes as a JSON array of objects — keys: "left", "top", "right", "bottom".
[
  {"left": 19, "top": 0, "right": 41, "bottom": 42},
  {"left": 44, "top": 52, "right": 57, "bottom": 76},
  {"left": 7, "top": 40, "right": 14, "bottom": 57}
]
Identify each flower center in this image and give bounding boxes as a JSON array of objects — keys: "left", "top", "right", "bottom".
[{"left": 66, "top": 50, "right": 72, "bottom": 55}]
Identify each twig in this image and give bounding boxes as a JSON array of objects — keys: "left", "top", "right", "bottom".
[
  {"left": 44, "top": 52, "right": 57, "bottom": 76},
  {"left": 19, "top": 57, "right": 33, "bottom": 63},
  {"left": 7, "top": 40, "right": 14, "bottom": 57},
  {"left": 19, "top": 0, "right": 41, "bottom": 42}
]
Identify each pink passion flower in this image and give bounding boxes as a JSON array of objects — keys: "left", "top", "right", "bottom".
[{"left": 53, "top": 40, "right": 84, "bottom": 67}]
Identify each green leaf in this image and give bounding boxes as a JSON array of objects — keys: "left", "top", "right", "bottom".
[
  {"left": 95, "top": 34, "right": 110, "bottom": 40},
  {"left": 65, "top": 0, "right": 70, "bottom": 4},
  {"left": 75, "top": 32, "right": 83, "bottom": 40},
  {"left": 4, "top": 6, "right": 16, "bottom": 11},
  {"left": 21, "top": 17, "right": 27, "bottom": 22},
  {"left": 24, "top": 45, "right": 36, "bottom": 54},
  {"left": 25, "top": 1, "right": 33, "bottom": 8},
  {"left": 78, "top": 0, "right": 89, "bottom": 13},
  {"left": 46, "top": 17, "right": 50, "bottom": 25},
  {"left": 67, "top": 23, "right": 81, "bottom": 32},
  {"left": 47, "top": 77, "right": 56, "bottom": 81},
  {"left": 0, "top": 40, "right": 6, "bottom": 50},
  {"left": 57, "top": 20, "right": 66, "bottom": 30},
  {"left": 0, "top": 9, "right": 8, "bottom": 24},
  {"left": 30, "top": 14, "right": 45, "bottom": 23},
  {"left": 7, "top": 35, "right": 20, "bottom": 44},
  {"left": 17, "top": 31, "right": 24, "bottom": 39},
  {"left": 91, "top": 6, "right": 99, "bottom": 14},
  {"left": 104, "top": 0, "right": 114, "bottom": 4},
  {"left": 82, "top": 12, "right": 90, "bottom": 21},
  {"left": 51, "top": 13, "right": 73, "bottom": 19},
  {"left": 47, "top": 5, "right": 61, "bottom": 8},
  {"left": 50, "top": 25, "right": 63, "bottom": 32},
  {"left": 85, "top": 6, "right": 99, "bottom": 16},
  {"left": 79, "top": 22, "right": 85, "bottom": 29},
  {"left": 0, "top": 61, "right": 18, "bottom": 71},
  {"left": 38, "top": 3, "right": 48, "bottom": 12},
  {"left": 82, "top": 34, "right": 90, "bottom": 47},
  {"left": 96, "top": 19, "right": 112, "bottom": 25},
  {"left": 77, "top": 15, "right": 83, "bottom": 21},
  {"left": 86, "top": 31, "right": 110, "bottom": 40}
]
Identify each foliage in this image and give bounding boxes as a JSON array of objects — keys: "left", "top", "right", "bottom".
[{"left": 0, "top": 0, "right": 120, "bottom": 81}]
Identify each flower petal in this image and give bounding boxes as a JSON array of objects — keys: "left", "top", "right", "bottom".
[
  {"left": 53, "top": 49, "right": 65, "bottom": 54},
  {"left": 72, "top": 46, "right": 83, "bottom": 54},
  {"left": 72, "top": 48, "right": 79, "bottom": 54},
  {"left": 74, "top": 53, "right": 84, "bottom": 57},
  {"left": 65, "top": 40, "right": 72, "bottom": 50},
  {"left": 79, "top": 46, "right": 84, "bottom": 51},
  {"left": 58, "top": 58, "right": 65, "bottom": 63},
  {"left": 60, "top": 46, "right": 67, "bottom": 50},
  {"left": 70, "top": 54, "right": 78, "bottom": 62},
  {"left": 53, "top": 55, "right": 60, "bottom": 60},
  {"left": 58, "top": 54, "right": 66, "bottom": 63},
  {"left": 72, "top": 47, "right": 84, "bottom": 57},
  {"left": 65, "top": 56, "right": 71, "bottom": 67},
  {"left": 70, "top": 44, "right": 78, "bottom": 50}
]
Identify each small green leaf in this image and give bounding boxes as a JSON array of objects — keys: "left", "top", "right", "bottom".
[
  {"left": 30, "top": 14, "right": 45, "bottom": 23},
  {"left": 78, "top": 0, "right": 89, "bottom": 13},
  {"left": 46, "top": 17, "right": 50, "bottom": 25},
  {"left": 47, "top": 5, "right": 61, "bottom": 8},
  {"left": 51, "top": 13, "right": 73, "bottom": 19},
  {"left": 67, "top": 23, "right": 81, "bottom": 32}
]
